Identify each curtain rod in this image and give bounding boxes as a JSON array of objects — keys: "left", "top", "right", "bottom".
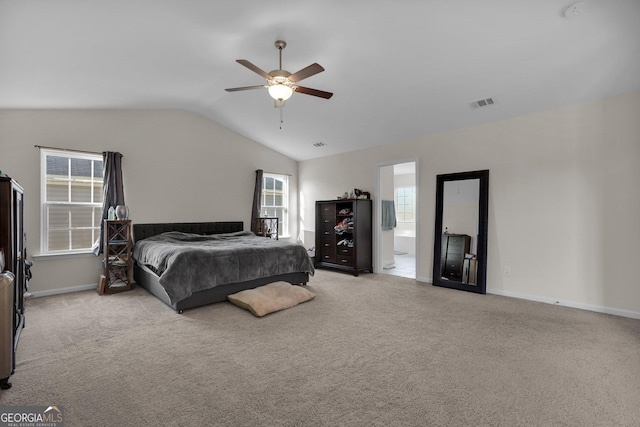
[
  {"left": 264, "top": 171, "right": 292, "bottom": 176},
  {"left": 34, "top": 145, "right": 105, "bottom": 156}
]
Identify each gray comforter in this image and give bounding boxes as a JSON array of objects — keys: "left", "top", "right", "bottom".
[{"left": 132, "top": 231, "right": 314, "bottom": 304}]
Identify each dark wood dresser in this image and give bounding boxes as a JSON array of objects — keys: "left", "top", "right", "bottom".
[
  {"left": 315, "top": 199, "right": 372, "bottom": 276},
  {"left": 441, "top": 233, "right": 471, "bottom": 281},
  {"left": 0, "top": 176, "right": 26, "bottom": 389}
]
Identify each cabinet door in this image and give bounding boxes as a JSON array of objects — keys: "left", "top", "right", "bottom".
[{"left": 12, "top": 187, "right": 25, "bottom": 315}]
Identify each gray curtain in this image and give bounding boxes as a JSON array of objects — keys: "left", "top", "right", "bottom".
[
  {"left": 93, "top": 152, "right": 125, "bottom": 255},
  {"left": 250, "top": 169, "right": 263, "bottom": 234}
]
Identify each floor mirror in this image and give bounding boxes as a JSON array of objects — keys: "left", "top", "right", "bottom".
[{"left": 433, "top": 170, "right": 489, "bottom": 294}]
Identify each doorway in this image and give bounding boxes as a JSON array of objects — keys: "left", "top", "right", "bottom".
[{"left": 376, "top": 160, "right": 418, "bottom": 279}]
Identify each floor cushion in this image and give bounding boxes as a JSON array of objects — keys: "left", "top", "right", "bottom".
[{"left": 227, "top": 282, "right": 315, "bottom": 317}]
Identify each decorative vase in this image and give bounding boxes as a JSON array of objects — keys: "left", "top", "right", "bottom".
[{"left": 115, "top": 205, "right": 129, "bottom": 220}]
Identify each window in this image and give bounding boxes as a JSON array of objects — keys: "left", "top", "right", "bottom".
[
  {"left": 261, "top": 173, "right": 289, "bottom": 237},
  {"left": 396, "top": 186, "right": 416, "bottom": 222},
  {"left": 40, "top": 149, "right": 103, "bottom": 254}
]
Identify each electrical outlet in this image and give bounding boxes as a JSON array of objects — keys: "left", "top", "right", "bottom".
[{"left": 503, "top": 266, "right": 512, "bottom": 276}]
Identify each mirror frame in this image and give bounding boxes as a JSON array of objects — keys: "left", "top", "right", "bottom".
[{"left": 433, "top": 170, "right": 489, "bottom": 294}]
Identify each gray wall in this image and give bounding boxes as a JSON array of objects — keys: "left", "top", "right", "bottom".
[
  {"left": 299, "top": 91, "right": 640, "bottom": 317},
  {"left": 0, "top": 109, "right": 298, "bottom": 294}
]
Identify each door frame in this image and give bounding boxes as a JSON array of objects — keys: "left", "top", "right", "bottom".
[{"left": 374, "top": 158, "right": 419, "bottom": 276}]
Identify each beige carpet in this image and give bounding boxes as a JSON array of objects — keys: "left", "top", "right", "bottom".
[{"left": 1, "top": 270, "right": 639, "bottom": 426}]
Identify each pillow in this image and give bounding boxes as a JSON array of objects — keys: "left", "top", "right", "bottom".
[{"left": 228, "top": 282, "right": 315, "bottom": 317}]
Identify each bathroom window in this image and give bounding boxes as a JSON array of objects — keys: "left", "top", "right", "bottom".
[{"left": 396, "top": 186, "right": 415, "bottom": 222}]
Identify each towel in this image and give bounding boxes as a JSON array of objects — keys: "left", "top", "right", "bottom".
[{"left": 381, "top": 200, "right": 397, "bottom": 230}]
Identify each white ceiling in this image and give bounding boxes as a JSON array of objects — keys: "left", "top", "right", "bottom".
[{"left": 1, "top": 0, "right": 639, "bottom": 161}]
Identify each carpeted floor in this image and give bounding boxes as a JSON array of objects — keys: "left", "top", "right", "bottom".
[{"left": 1, "top": 270, "right": 639, "bottom": 426}]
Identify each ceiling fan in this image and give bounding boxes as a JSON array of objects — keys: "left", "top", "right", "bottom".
[{"left": 225, "top": 40, "right": 333, "bottom": 107}]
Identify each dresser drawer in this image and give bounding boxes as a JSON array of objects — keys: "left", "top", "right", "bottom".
[
  {"left": 446, "top": 260, "right": 462, "bottom": 270},
  {"left": 320, "top": 221, "right": 336, "bottom": 233},
  {"left": 320, "top": 226, "right": 336, "bottom": 240},
  {"left": 319, "top": 217, "right": 335, "bottom": 228},
  {"left": 336, "top": 246, "right": 353, "bottom": 257},
  {"left": 447, "top": 244, "right": 464, "bottom": 254},
  {"left": 319, "top": 204, "right": 336, "bottom": 219},
  {"left": 320, "top": 239, "right": 336, "bottom": 251},
  {"left": 319, "top": 252, "right": 336, "bottom": 263},
  {"left": 336, "top": 255, "right": 353, "bottom": 266}
]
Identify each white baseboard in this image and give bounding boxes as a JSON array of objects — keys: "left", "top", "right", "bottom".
[
  {"left": 26, "top": 283, "right": 96, "bottom": 299},
  {"left": 487, "top": 288, "right": 640, "bottom": 320},
  {"left": 412, "top": 278, "right": 640, "bottom": 320}
]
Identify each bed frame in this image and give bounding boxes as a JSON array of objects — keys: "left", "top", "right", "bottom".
[{"left": 132, "top": 221, "right": 309, "bottom": 313}]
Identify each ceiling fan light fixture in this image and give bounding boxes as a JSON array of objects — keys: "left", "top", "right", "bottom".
[
  {"left": 226, "top": 40, "right": 333, "bottom": 103},
  {"left": 268, "top": 83, "right": 293, "bottom": 101}
]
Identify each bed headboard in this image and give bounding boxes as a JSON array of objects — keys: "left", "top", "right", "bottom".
[{"left": 132, "top": 221, "right": 244, "bottom": 244}]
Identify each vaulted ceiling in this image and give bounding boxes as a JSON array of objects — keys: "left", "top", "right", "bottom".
[{"left": 1, "top": 0, "right": 639, "bottom": 160}]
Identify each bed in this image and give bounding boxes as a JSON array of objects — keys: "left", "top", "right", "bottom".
[{"left": 132, "top": 221, "right": 313, "bottom": 313}]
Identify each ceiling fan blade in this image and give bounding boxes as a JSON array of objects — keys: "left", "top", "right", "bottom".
[
  {"left": 225, "top": 85, "right": 267, "bottom": 92},
  {"left": 289, "top": 63, "right": 324, "bottom": 82},
  {"left": 236, "top": 59, "right": 272, "bottom": 81},
  {"left": 294, "top": 86, "right": 333, "bottom": 99}
]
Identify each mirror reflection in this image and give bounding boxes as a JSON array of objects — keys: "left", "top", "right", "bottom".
[{"left": 441, "top": 179, "right": 479, "bottom": 285}]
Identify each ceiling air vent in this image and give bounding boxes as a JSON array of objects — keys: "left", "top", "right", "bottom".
[
  {"left": 313, "top": 141, "right": 326, "bottom": 147},
  {"left": 470, "top": 97, "right": 496, "bottom": 109}
]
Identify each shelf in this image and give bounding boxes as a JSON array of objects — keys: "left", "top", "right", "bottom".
[
  {"left": 102, "top": 219, "right": 132, "bottom": 294},
  {"left": 256, "top": 217, "right": 279, "bottom": 240}
]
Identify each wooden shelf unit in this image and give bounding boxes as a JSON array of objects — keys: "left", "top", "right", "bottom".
[
  {"left": 315, "top": 199, "right": 372, "bottom": 276},
  {"left": 255, "top": 217, "right": 279, "bottom": 239},
  {"left": 101, "top": 220, "right": 133, "bottom": 294}
]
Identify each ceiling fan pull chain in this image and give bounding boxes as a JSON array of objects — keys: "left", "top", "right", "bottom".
[{"left": 280, "top": 107, "right": 284, "bottom": 130}]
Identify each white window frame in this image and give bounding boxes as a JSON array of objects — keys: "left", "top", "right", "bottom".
[
  {"left": 40, "top": 148, "right": 104, "bottom": 255},
  {"left": 395, "top": 186, "right": 416, "bottom": 223},
  {"left": 261, "top": 173, "right": 289, "bottom": 238}
]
